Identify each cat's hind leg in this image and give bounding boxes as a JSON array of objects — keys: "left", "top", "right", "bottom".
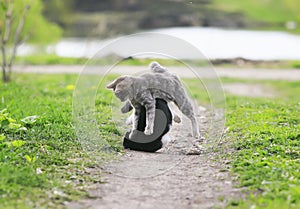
[{"left": 179, "top": 101, "right": 200, "bottom": 138}]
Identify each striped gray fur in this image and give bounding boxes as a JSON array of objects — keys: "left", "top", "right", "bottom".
[{"left": 106, "top": 61, "right": 200, "bottom": 138}]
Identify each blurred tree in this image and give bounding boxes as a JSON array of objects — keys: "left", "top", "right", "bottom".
[
  {"left": 42, "top": 0, "right": 73, "bottom": 28},
  {"left": 0, "top": 0, "right": 61, "bottom": 82}
]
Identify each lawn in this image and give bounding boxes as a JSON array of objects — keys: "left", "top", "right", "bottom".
[
  {"left": 223, "top": 80, "right": 300, "bottom": 208},
  {"left": 0, "top": 74, "right": 117, "bottom": 208},
  {"left": 212, "top": 0, "right": 300, "bottom": 33},
  {"left": 14, "top": 55, "right": 300, "bottom": 69},
  {"left": 184, "top": 77, "right": 300, "bottom": 208},
  {"left": 0, "top": 73, "right": 299, "bottom": 208}
]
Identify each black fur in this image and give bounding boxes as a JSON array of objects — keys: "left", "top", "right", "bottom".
[{"left": 123, "top": 99, "right": 172, "bottom": 152}]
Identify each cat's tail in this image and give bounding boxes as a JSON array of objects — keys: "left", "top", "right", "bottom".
[{"left": 149, "top": 61, "right": 167, "bottom": 73}]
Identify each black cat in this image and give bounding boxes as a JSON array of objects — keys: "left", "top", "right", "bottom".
[{"left": 123, "top": 99, "right": 172, "bottom": 152}]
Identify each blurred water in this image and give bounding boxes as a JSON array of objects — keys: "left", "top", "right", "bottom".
[{"left": 18, "top": 27, "right": 300, "bottom": 60}]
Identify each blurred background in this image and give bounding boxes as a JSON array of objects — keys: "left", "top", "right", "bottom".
[
  {"left": 8, "top": 0, "right": 300, "bottom": 65},
  {"left": 43, "top": 0, "right": 300, "bottom": 37},
  {"left": 1, "top": 1, "right": 300, "bottom": 208}
]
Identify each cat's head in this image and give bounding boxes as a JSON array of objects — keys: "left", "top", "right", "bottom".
[{"left": 106, "top": 76, "right": 133, "bottom": 102}]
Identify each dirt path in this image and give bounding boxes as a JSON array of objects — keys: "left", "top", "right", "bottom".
[
  {"left": 222, "top": 83, "right": 275, "bottom": 98},
  {"left": 13, "top": 65, "right": 295, "bottom": 207},
  {"left": 67, "top": 109, "right": 242, "bottom": 209},
  {"left": 13, "top": 65, "right": 300, "bottom": 81}
]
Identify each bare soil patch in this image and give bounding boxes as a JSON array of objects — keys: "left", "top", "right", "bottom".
[
  {"left": 222, "top": 83, "right": 275, "bottom": 98},
  {"left": 67, "top": 110, "right": 243, "bottom": 209},
  {"left": 12, "top": 65, "right": 300, "bottom": 81}
]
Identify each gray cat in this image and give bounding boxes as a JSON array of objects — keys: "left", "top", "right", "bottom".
[{"left": 106, "top": 62, "right": 200, "bottom": 139}]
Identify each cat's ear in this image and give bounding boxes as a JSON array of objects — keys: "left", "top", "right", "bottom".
[{"left": 106, "top": 76, "right": 127, "bottom": 90}]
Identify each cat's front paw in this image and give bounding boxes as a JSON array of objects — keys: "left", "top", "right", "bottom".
[
  {"left": 144, "top": 127, "right": 153, "bottom": 135},
  {"left": 121, "top": 102, "right": 132, "bottom": 113}
]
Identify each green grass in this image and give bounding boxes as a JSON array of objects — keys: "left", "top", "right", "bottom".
[
  {"left": 180, "top": 77, "right": 299, "bottom": 208},
  {"left": 0, "top": 74, "right": 118, "bottom": 208},
  {"left": 222, "top": 80, "right": 300, "bottom": 208},
  {"left": 14, "top": 55, "right": 192, "bottom": 67},
  {"left": 212, "top": 0, "right": 300, "bottom": 33},
  {"left": 291, "top": 61, "right": 300, "bottom": 69},
  {"left": 13, "top": 55, "right": 300, "bottom": 69},
  {"left": 15, "top": 55, "right": 88, "bottom": 65},
  {"left": 0, "top": 71, "right": 299, "bottom": 208}
]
